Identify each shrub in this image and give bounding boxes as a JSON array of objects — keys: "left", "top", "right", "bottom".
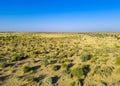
[
  {"left": 59, "top": 53, "right": 67, "bottom": 58},
  {"left": 41, "top": 59, "right": 49, "bottom": 66},
  {"left": 63, "top": 58, "right": 70, "bottom": 63},
  {"left": 12, "top": 54, "right": 28, "bottom": 61},
  {"left": 68, "top": 51, "right": 75, "bottom": 57},
  {"left": 93, "top": 66, "right": 113, "bottom": 78},
  {"left": 23, "top": 66, "right": 32, "bottom": 73},
  {"left": 0, "top": 62, "right": 7, "bottom": 68},
  {"left": 80, "top": 54, "right": 91, "bottom": 62},
  {"left": 12, "top": 55, "right": 23, "bottom": 61},
  {"left": 71, "top": 67, "right": 84, "bottom": 79},
  {"left": 97, "top": 82, "right": 107, "bottom": 86},
  {"left": 115, "top": 57, "right": 120, "bottom": 65},
  {"left": 52, "top": 65, "right": 61, "bottom": 71},
  {"left": 112, "top": 81, "right": 120, "bottom": 86},
  {"left": 69, "top": 79, "right": 82, "bottom": 86},
  {"left": 69, "top": 82, "right": 75, "bottom": 86},
  {"left": 62, "top": 69, "right": 72, "bottom": 78},
  {"left": 26, "top": 76, "right": 35, "bottom": 82},
  {"left": 74, "top": 79, "right": 82, "bottom": 86},
  {"left": 33, "top": 50, "right": 40, "bottom": 54},
  {"left": 0, "top": 58, "right": 7, "bottom": 68},
  {"left": 82, "top": 65, "right": 90, "bottom": 76},
  {"left": 44, "top": 77, "right": 53, "bottom": 85},
  {"left": 61, "top": 63, "right": 69, "bottom": 69},
  {"left": 62, "top": 69, "right": 70, "bottom": 75},
  {"left": 115, "top": 68, "right": 120, "bottom": 74}
]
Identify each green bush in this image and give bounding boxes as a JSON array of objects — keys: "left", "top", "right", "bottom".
[
  {"left": 44, "top": 77, "right": 53, "bottom": 85},
  {"left": 68, "top": 51, "right": 75, "bottom": 57},
  {"left": 52, "top": 65, "right": 61, "bottom": 71},
  {"left": 12, "top": 54, "right": 27, "bottom": 61},
  {"left": 0, "top": 62, "right": 7, "bottom": 68},
  {"left": 61, "top": 63, "right": 69, "bottom": 69},
  {"left": 112, "top": 81, "right": 120, "bottom": 86},
  {"left": 33, "top": 50, "right": 40, "bottom": 54},
  {"left": 41, "top": 59, "right": 49, "bottom": 66},
  {"left": 62, "top": 69, "right": 71, "bottom": 78},
  {"left": 69, "top": 82, "right": 75, "bottom": 86},
  {"left": 69, "top": 79, "right": 82, "bottom": 86},
  {"left": 0, "top": 58, "right": 7, "bottom": 68},
  {"left": 93, "top": 66, "right": 113, "bottom": 77},
  {"left": 26, "top": 76, "right": 35, "bottom": 82},
  {"left": 59, "top": 53, "right": 67, "bottom": 58},
  {"left": 71, "top": 67, "right": 84, "bottom": 78},
  {"left": 80, "top": 54, "right": 91, "bottom": 62},
  {"left": 23, "top": 66, "right": 32, "bottom": 73},
  {"left": 74, "top": 79, "right": 82, "bottom": 86},
  {"left": 115, "top": 57, "right": 120, "bottom": 65},
  {"left": 82, "top": 65, "right": 90, "bottom": 76},
  {"left": 12, "top": 55, "right": 23, "bottom": 61}
]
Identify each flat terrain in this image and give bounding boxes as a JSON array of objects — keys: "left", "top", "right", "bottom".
[{"left": 0, "top": 32, "right": 120, "bottom": 86}]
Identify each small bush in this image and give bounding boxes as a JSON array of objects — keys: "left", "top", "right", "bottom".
[
  {"left": 69, "top": 79, "right": 82, "bottom": 86},
  {"left": 61, "top": 63, "right": 69, "bottom": 69},
  {"left": 115, "top": 57, "right": 120, "bottom": 65},
  {"left": 62, "top": 69, "right": 70, "bottom": 75},
  {"left": 33, "top": 50, "right": 40, "bottom": 54},
  {"left": 112, "top": 81, "right": 120, "bottom": 86},
  {"left": 68, "top": 52, "right": 75, "bottom": 57},
  {"left": 97, "top": 82, "right": 107, "bottom": 86},
  {"left": 69, "top": 82, "right": 75, "bottom": 86},
  {"left": 59, "top": 53, "right": 67, "bottom": 58},
  {"left": 52, "top": 65, "right": 61, "bottom": 71},
  {"left": 71, "top": 67, "right": 84, "bottom": 79},
  {"left": 62, "top": 69, "right": 72, "bottom": 78},
  {"left": 41, "top": 59, "right": 49, "bottom": 66},
  {"left": 74, "top": 79, "right": 82, "bottom": 86},
  {"left": 62, "top": 58, "right": 70, "bottom": 63},
  {"left": 12, "top": 54, "right": 27, "bottom": 61},
  {"left": 26, "top": 76, "right": 35, "bottom": 82},
  {"left": 23, "top": 66, "right": 32, "bottom": 73},
  {"left": 0, "top": 62, "right": 7, "bottom": 68},
  {"left": 115, "top": 68, "right": 120, "bottom": 74},
  {"left": 80, "top": 54, "right": 91, "bottom": 62},
  {"left": 0, "top": 58, "right": 7, "bottom": 68},
  {"left": 82, "top": 65, "right": 90, "bottom": 76},
  {"left": 44, "top": 77, "right": 53, "bottom": 85},
  {"left": 93, "top": 66, "right": 113, "bottom": 78},
  {"left": 12, "top": 55, "right": 22, "bottom": 61}
]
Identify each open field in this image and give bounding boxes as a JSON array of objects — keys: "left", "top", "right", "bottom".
[{"left": 0, "top": 32, "right": 120, "bottom": 86}]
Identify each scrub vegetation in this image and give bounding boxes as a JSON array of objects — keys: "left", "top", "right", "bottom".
[{"left": 0, "top": 32, "right": 120, "bottom": 86}]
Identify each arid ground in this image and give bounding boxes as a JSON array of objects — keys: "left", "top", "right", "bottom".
[{"left": 0, "top": 32, "right": 120, "bottom": 86}]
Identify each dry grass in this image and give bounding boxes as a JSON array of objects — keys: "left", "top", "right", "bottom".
[{"left": 0, "top": 32, "right": 120, "bottom": 86}]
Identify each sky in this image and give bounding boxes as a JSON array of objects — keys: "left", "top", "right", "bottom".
[{"left": 0, "top": 0, "right": 120, "bottom": 32}]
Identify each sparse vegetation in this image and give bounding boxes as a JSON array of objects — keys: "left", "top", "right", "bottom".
[
  {"left": 0, "top": 62, "right": 7, "bottom": 68},
  {"left": 80, "top": 54, "right": 91, "bottom": 62},
  {"left": 97, "top": 82, "right": 107, "bottom": 86},
  {"left": 71, "top": 67, "right": 84, "bottom": 79},
  {"left": 115, "top": 57, "right": 120, "bottom": 65},
  {"left": 52, "top": 65, "right": 61, "bottom": 71},
  {"left": 40, "top": 58, "right": 49, "bottom": 66},
  {"left": 0, "top": 32, "right": 120, "bottom": 86},
  {"left": 44, "top": 77, "right": 53, "bottom": 85},
  {"left": 112, "top": 81, "right": 120, "bottom": 86},
  {"left": 23, "top": 65, "right": 32, "bottom": 73},
  {"left": 0, "top": 58, "right": 8, "bottom": 68},
  {"left": 11, "top": 53, "right": 27, "bottom": 61},
  {"left": 69, "top": 79, "right": 82, "bottom": 86}
]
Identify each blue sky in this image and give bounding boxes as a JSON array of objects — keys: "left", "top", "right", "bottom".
[{"left": 0, "top": 0, "right": 120, "bottom": 32}]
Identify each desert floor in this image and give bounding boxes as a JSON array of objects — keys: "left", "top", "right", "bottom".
[{"left": 0, "top": 32, "right": 120, "bottom": 86}]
